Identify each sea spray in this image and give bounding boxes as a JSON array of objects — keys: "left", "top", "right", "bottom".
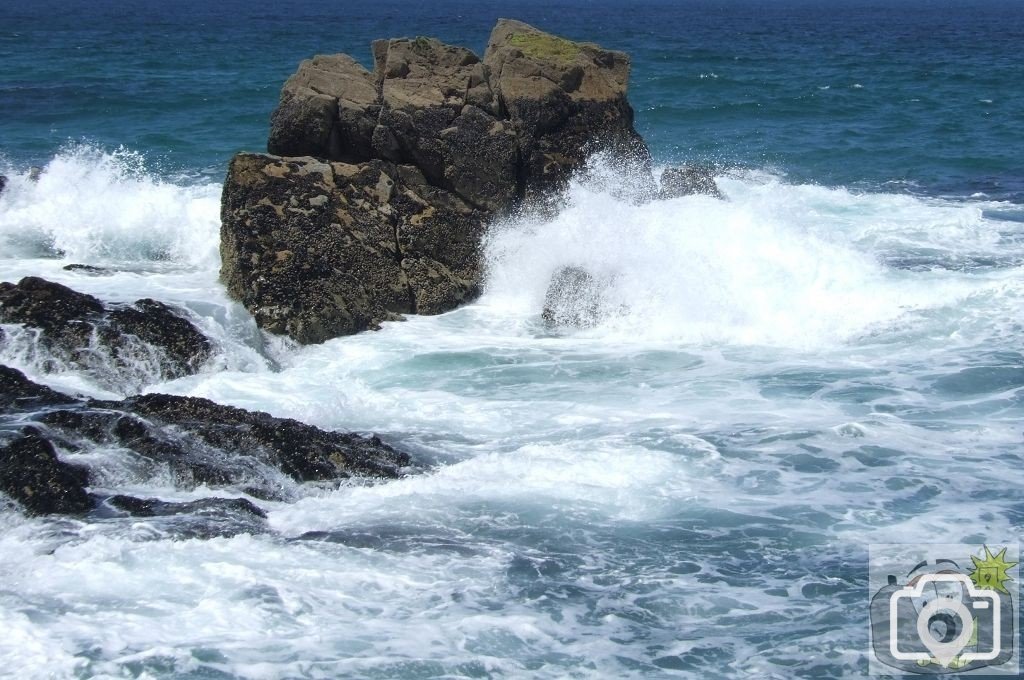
[
  {"left": 0, "top": 145, "right": 221, "bottom": 268},
  {"left": 1, "top": 151, "right": 1023, "bottom": 679},
  {"left": 483, "top": 168, "right": 1001, "bottom": 347}
]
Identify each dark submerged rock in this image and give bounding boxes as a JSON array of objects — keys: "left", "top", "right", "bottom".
[
  {"left": 118, "top": 392, "right": 411, "bottom": 481},
  {"left": 0, "top": 429, "right": 92, "bottom": 516},
  {"left": 63, "top": 264, "right": 113, "bottom": 276},
  {"left": 659, "top": 165, "right": 723, "bottom": 200},
  {"left": 106, "top": 298, "right": 213, "bottom": 376},
  {"left": 0, "top": 277, "right": 212, "bottom": 388},
  {"left": 0, "top": 175, "right": 7, "bottom": 196},
  {"left": 0, "top": 365, "right": 414, "bottom": 515},
  {"left": 107, "top": 494, "right": 266, "bottom": 519},
  {"left": 223, "top": 19, "right": 651, "bottom": 344},
  {"left": 103, "top": 494, "right": 269, "bottom": 539},
  {"left": 541, "top": 266, "right": 609, "bottom": 329}
]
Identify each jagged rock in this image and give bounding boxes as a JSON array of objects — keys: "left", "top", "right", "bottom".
[
  {"left": 0, "top": 175, "right": 7, "bottom": 196},
  {"left": 659, "top": 165, "right": 723, "bottom": 199},
  {"left": 0, "top": 277, "right": 212, "bottom": 389},
  {"left": 484, "top": 19, "right": 652, "bottom": 204},
  {"left": 541, "top": 266, "right": 609, "bottom": 328},
  {"left": 0, "top": 275, "right": 105, "bottom": 329},
  {"left": 118, "top": 392, "right": 411, "bottom": 481},
  {"left": 225, "top": 19, "right": 651, "bottom": 343},
  {"left": 0, "top": 429, "right": 92, "bottom": 516},
  {"left": 269, "top": 54, "right": 380, "bottom": 162},
  {"left": 220, "top": 154, "right": 482, "bottom": 343},
  {"left": 0, "top": 365, "right": 414, "bottom": 510}
]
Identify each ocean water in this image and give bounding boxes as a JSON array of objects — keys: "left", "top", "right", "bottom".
[{"left": 1, "top": 1, "right": 1023, "bottom": 678}]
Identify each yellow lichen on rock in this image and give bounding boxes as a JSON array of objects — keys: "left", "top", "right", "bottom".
[{"left": 506, "top": 32, "right": 581, "bottom": 61}]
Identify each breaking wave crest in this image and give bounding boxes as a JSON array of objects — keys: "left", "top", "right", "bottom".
[
  {"left": 482, "top": 167, "right": 1015, "bottom": 347},
  {"left": 0, "top": 145, "right": 221, "bottom": 269}
]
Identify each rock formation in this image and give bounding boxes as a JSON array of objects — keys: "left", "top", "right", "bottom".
[
  {"left": 222, "top": 19, "right": 652, "bottom": 344},
  {"left": 0, "top": 276, "right": 212, "bottom": 391},
  {"left": 0, "top": 365, "right": 413, "bottom": 518}
]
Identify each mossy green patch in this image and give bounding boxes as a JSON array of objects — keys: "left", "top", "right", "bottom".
[
  {"left": 507, "top": 32, "right": 581, "bottom": 62},
  {"left": 412, "top": 36, "right": 433, "bottom": 54}
]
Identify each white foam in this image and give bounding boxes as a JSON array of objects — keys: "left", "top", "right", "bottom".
[
  {"left": 482, "top": 170, "right": 994, "bottom": 347},
  {"left": 0, "top": 145, "right": 221, "bottom": 269},
  {"left": 2, "top": 149, "right": 1024, "bottom": 677}
]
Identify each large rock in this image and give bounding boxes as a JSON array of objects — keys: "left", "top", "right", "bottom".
[
  {"left": 269, "top": 54, "right": 380, "bottom": 162},
  {"left": 0, "top": 277, "right": 212, "bottom": 391},
  {"left": 223, "top": 19, "right": 651, "bottom": 344},
  {"left": 484, "top": 19, "right": 651, "bottom": 204},
  {"left": 220, "top": 154, "right": 483, "bottom": 343}
]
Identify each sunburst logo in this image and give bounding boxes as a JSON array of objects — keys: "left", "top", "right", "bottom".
[{"left": 969, "top": 545, "right": 1018, "bottom": 595}]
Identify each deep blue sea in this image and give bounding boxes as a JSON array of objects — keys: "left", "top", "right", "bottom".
[{"left": 2, "top": 1, "right": 1024, "bottom": 678}]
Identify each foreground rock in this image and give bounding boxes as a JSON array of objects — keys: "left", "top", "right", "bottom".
[
  {"left": 224, "top": 19, "right": 652, "bottom": 344},
  {"left": 658, "top": 165, "right": 723, "bottom": 199},
  {"left": 0, "top": 365, "right": 413, "bottom": 517},
  {"left": 0, "top": 277, "right": 212, "bottom": 390}
]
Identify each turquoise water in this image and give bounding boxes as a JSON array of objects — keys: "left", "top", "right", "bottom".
[{"left": 1, "top": 1, "right": 1024, "bottom": 678}]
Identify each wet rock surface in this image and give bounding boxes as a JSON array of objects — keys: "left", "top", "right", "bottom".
[
  {"left": 0, "top": 366, "right": 414, "bottom": 519},
  {"left": 659, "top": 165, "right": 723, "bottom": 199},
  {"left": 542, "top": 266, "right": 612, "bottom": 329},
  {"left": 102, "top": 495, "right": 269, "bottom": 539},
  {"left": 220, "top": 154, "right": 484, "bottom": 343},
  {"left": 0, "top": 277, "right": 213, "bottom": 389},
  {"left": 224, "top": 19, "right": 652, "bottom": 344},
  {"left": 0, "top": 429, "right": 93, "bottom": 516},
  {"left": 0, "top": 363, "right": 80, "bottom": 410}
]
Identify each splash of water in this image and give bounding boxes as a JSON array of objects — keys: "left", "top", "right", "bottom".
[
  {"left": 0, "top": 145, "right": 221, "bottom": 269},
  {"left": 483, "top": 168, "right": 1004, "bottom": 347}
]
